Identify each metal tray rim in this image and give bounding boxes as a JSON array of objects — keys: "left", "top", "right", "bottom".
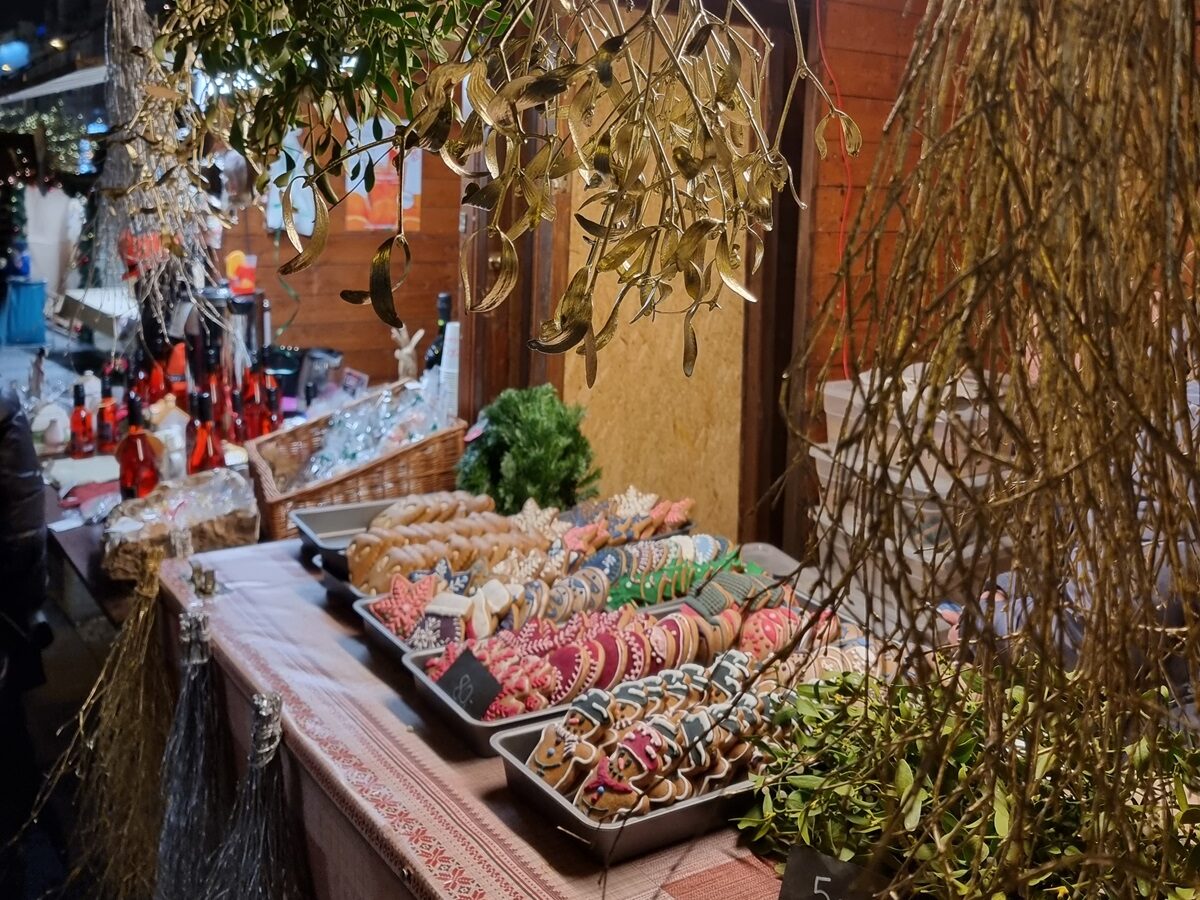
[
  {"left": 352, "top": 596, "right": 416, "bottom": 658},
  {"left": 290, "top": 499, "right": 397, "bottom": 554},
  {"left": 402, "top": 647, "right": 568, "bottom": 736},
  {"left": 490, "top": 720, "right": 754, "bottom": 837}
]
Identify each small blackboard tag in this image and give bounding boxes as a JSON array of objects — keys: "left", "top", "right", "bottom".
[
  {"left": 439, "top": 650, "right": 503, "bottom": 720},
  {"left": 779, "top": 846, "right": 874, "bottom": 900}
]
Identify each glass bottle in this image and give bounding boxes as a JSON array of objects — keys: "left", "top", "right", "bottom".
[
  {"left": 242, "top": 370, "right": 265, "bottom": 438},
  {"left": 261, "top": 385, "right": 281, "bottom": 437},
  {"left": 69, "top": 383, "right": 95, "bottom": 459},
  {"left": 96, "top": 374, "right": 119, "bottom": 454},
  {"left": 187, "top": 392, "right": 223, "bottom": 473},
  {"left": 146, "top": 353, "right": 168, "bottom": 404},
  {"left": 186, "top": 389, "right": 201, "bottom": 459},
  {"left": 130, "top": 349, "right": 151, "bottom": 405},
  {"left": 424, "top": 291, "right": 453, "bottom": 370},
  {"left": 203, "top": 329, "right": 228, "bottom": 441},
  {"left": 229, "top": 391, "right": 247, "bottom": 443},
  {"left": 118, "top": 394, "right": 159, "bottom": 499}
]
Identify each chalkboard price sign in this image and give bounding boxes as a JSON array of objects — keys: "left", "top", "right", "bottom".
[
  {"left": 438, "top": 649, "right": 503, "bottom": 719},
  {"left": 778, "top": 847, "right": 875, "bottom": 900}
]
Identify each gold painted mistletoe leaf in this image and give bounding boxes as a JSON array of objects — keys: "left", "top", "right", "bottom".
[
  {"left": 466, "top": 65, "right": 497, "bottom": 127},
  {"left": 583, "top": 325, "right": 597, "bottom": 387},
  {"left": 523, "top": 67, "right": 577, "bottom": 105},
  {"left": 575, "top": 213, "right": 628, "bottom": 239},
  {"left": 367, "top": 233, "right": 411, "bottom": 328},
  {"left": 592, "top": 33, "right": 626, "bottom": 87},
  {"left": 814, "top": 111, "right": 836, "bottom": 159},
  {"left": 672, "top": 146, "right": 712, "bottom": 179},
  {"left": 461, "top": 178, "right": 506, "bottom": 211},
  {"left": 674, "top": 217, "right": 721, "bottom": 269},
  {"left": 598, "top": 227, "right": 656, "bottom": 272},
  {"left": 462, "top": 229, "right": 518, "bottom": 313},
  {"left": 684, "top": 22, "right": 716, "bottom": 57},
  {"left": 531, "top": 266, "right": 592, "bottom": 354},
  {"left": 683, "top": 305, "right": 699, "bottom": 376},
  {"left": 568, "top": 76, "right": 597, "bottom": 153},
  {"left": 838, "top": 112, "right": 863, "bottom": 156},
  {"left": 581, "top": 282, "right": 633, "bottom": 353},
  {"left": 716, "top": 36, "right": 742, "bottom": 105},
  {"left": 591, "top": 132, "right": 613, "bottom": 178},
  {"left": 278, "top": 187, "right": 329, "bottom": 276},
  {"left": 716, "top": 233, "right": 758, "bottom": 303}
]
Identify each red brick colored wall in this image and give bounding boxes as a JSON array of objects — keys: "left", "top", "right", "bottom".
[{"left": 805, "top": 0, "right": 924, "bottom": 377}]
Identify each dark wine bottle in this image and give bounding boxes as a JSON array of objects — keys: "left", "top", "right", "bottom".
[{"left": 424, "top": 292, "right": 453, "bottom": 370}]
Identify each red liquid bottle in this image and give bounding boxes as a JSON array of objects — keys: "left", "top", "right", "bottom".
[
  {"left": 185, "top": 390, "right": 201, "bottom": 458},
  {"left": 69, "top": 383, "right": 95, "bottom": 459},
  {"left": 118, "top": 394, "right": 159, "bottom": 499},
  {"left": 146, "top": 356, "right": 168, "bottom": 404},
  {"left": 229, "top": 391, "right": 247, "bottom": 443},
  {"left": 242, "top": 373, "right": 266, "bottom": 438},
  {"left": 204, "top": 336, "right": 228, "bottom": 441},
  {"left": 96, "top": 374, "right": 119, "bottom": 454},
  {"left": 260, "top": 386, "right": 281, "bottom": 437},
  {"left": 240, "top": 352, "right": 261, "bottom": 405},
  {"left": 187, "top": 393, "right": 224, "bottom": 473},
  {"left": 130, "top": 350, "right": 151, "bottom": 405}
]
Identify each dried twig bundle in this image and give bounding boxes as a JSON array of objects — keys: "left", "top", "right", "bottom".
[
  {"left": 770, "top": 0, "right": 1200, "bottom": 894},
  {"left": 22, "top": 549, "right": 173, "bottom": 900},
  {"left": 155, "top": 610, "right": 233, "bottom": 900},
  {"left": 95, "top": 0, "right": 216, "bottom": 319},
  {"left": 203, "top": 693, "right": 315, "bottom": 900}
]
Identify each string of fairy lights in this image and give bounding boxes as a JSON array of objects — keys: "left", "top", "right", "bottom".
[{"left": 0, "top": 100, "right": 91, "bottom": 175}]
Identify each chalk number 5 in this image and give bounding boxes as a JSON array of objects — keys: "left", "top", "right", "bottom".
[{"left": 812, "top": 875, "right": 833, "bottom": 900}]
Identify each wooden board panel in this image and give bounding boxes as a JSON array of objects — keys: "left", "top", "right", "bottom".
[
  {"left": 223, "top": 153, "right": 462, "bottom": 383},
  {"left": 559, "top": 15, "right": 750, "bottom": 539}
]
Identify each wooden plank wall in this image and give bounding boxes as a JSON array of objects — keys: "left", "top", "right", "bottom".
[
  {"left": 223, "top": 154, "right": 463, "bottom": 384},
  {"left": 803, "top": 0, "right": 923, "bottom": 385}
]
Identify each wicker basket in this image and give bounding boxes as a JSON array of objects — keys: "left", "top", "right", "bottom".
[{"left": 245, "top": 384, "right": 466, "bottom": 540}]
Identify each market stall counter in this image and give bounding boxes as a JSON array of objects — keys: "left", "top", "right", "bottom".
[{"left": 159, "top": 540, "right": 782, "bottom": 900}]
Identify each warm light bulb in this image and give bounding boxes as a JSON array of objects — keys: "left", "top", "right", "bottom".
[{"left": 48, "top": 37, "right": 67, "bottom": 51}]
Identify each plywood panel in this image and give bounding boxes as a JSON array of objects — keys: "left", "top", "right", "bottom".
[{"left": 560, "top": 177, "right": 746, "bottom": 538}]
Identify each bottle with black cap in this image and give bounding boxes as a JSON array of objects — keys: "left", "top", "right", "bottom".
[
  {"left": 424, "top": 291, "right": 454, "bottom": 371},
  {"left": 187, "top": 392, "right": 223, "bottom": 473},
  {"left": 97, "top": 373, "right": 119, "bottom": 454},
  {"left": 261, "top": 385, "right": 281, "bottom": 437},
  {"left": 118, "top": 393, "right": 159, "bottom": 499},
  {"left": 229, "top": 391, "right": 247, "bottom": 443},
  {"left": 69, "top": 383, "right": 95, "bottom": 459}
]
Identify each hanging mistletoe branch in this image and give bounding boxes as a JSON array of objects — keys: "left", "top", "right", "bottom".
[{"left": 151, "top": 0, "right": 854, "bottom": 376}]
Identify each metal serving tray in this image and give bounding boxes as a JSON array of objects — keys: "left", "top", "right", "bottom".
[
  {"left": 352, "top": 597, "right": 415, "bottom": 663},
  {"left": 290, "top": 500, "right": 395, "bottom": 573},
  {"left": 491, "top": 721, "right": 754, "bottom": 864},
  {"left": 323, "top": 569, "right": 369, "bottom": 606},
  {"left": 402, "top": 648, "right": 564, "bottom": 757},
  {"left": 398, "top": 599, "right": 689, "bottom": 757}
]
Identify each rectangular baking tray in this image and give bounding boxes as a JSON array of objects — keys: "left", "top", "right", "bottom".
[
  {"left": 398, "top": 599, "right": 690, "bottom": 758},
  {"left": 403, "top": 648, "right": 565, "bottom": 757},
  {"left": 323, "top": 569, "right": 368, "bottom": 606},
  {"left": 491, "top": 721, "right": 754, "bottom": 864},
  {"left": 290, "top": 500, "right": 396, "bottom": 575},
  {"left": 353, "top": 596, "right": 415, "bottom": 662}
]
